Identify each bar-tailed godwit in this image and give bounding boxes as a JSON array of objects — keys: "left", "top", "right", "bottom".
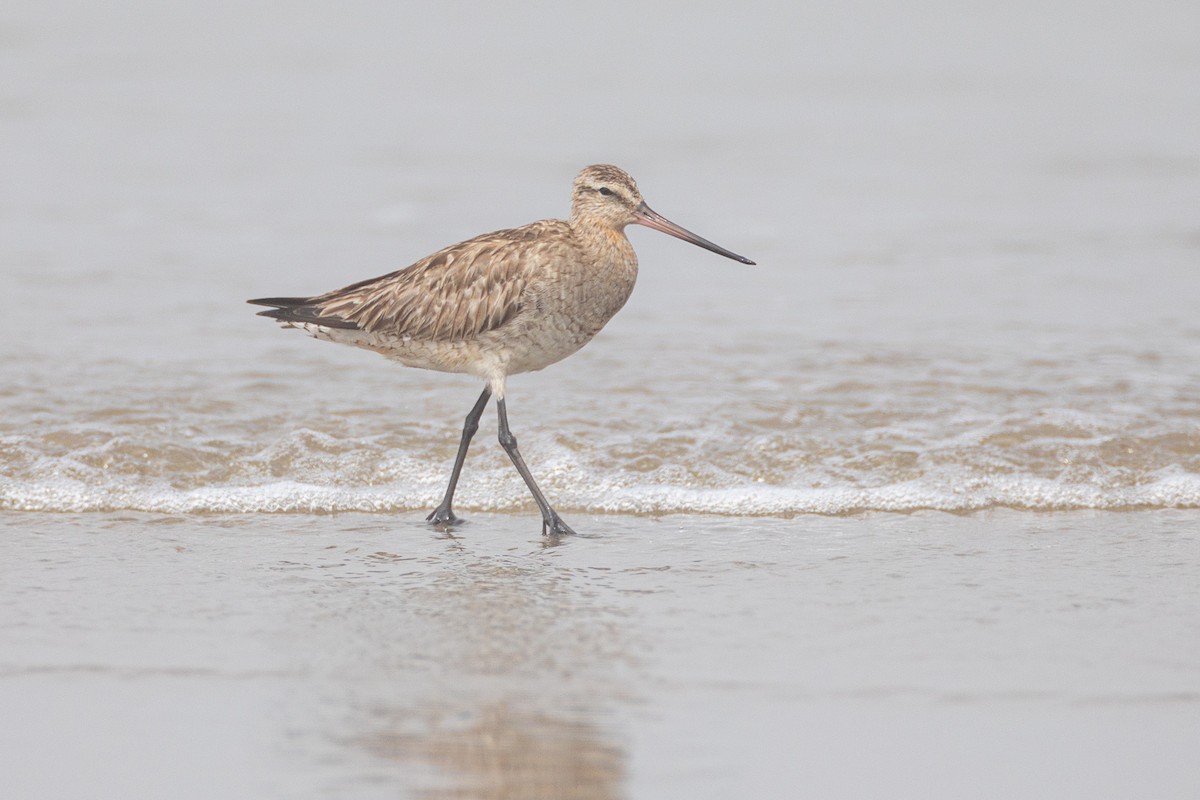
[{"left": 249, "top": 165, "right": 754, "bottom": 535}]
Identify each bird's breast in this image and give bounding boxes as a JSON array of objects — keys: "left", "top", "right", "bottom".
[
  {"left": 498, "top": 246, "right": 638, "bottom": 374},
  {"left": 550, "top": 244, "right": 638, "bottom": 329}
]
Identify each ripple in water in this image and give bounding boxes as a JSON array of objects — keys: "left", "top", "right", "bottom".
[{"left": 3, "top": 346, "right": 1198, "bottom": 515}]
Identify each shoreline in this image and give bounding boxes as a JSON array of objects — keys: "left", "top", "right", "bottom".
[{"left": 4, "top": 509, "right": 1198, "bottom": 798}]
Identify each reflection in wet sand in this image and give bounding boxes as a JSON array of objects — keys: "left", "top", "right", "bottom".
[
  {"left": 326, "top": 536, "right": 637, "bottom": 798},
  {"left": 362, "top": 703, "right": 624, "bottom": 800}
]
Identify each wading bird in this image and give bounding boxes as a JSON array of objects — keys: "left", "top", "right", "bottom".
[{"left": 249, "top": 165, "right": 754, "bottom": 535}]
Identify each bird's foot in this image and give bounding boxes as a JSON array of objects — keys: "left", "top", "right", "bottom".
[
  {"left": 542, "top": 512, "right": 577, "bottom": 537},
  {"left": 426, "top": 505, "right": 461, "bottom": 528}
]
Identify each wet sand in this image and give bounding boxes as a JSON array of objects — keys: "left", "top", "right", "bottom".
[{"left": 4, "top": 510, "right": 1198, "bottom": 798}]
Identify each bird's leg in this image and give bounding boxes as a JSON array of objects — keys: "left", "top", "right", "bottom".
[
  {"left": 427, "top": 386, "right": 492, "bottom": 526},
  {"left": 495, "top": 397, "right": 577, "bottom": 537}
]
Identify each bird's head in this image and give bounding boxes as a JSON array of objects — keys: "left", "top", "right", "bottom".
[{"left": 569, "top": 164, "right": 755, "bottom": 265}]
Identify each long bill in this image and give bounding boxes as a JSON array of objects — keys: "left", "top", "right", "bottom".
[{"left": 633, "top": 202, "right": 756, "bottom": 265}]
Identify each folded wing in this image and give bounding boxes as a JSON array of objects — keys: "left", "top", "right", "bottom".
[{"left": 248, "top": 223, "right": 569, "bottom": 342}]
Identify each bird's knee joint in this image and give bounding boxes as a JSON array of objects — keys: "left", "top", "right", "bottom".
[{"left": 498, "top": 431, "right": 517, "bottom": 450}]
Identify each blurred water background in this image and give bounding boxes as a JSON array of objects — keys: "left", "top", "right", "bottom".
[{"left": 2, "top": 1, "right": 1199, "bottom": 516}]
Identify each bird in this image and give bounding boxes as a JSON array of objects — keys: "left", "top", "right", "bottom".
[{"left": 248, "top": 164, "right": 754, "bottom": 536}]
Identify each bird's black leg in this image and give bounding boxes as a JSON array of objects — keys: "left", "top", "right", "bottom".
[
  {"left": 427, "top": 386, "right": 492, "bottom": 526},
  {"left": 496, "top": 397, "right": 577, "bottom": 537}
]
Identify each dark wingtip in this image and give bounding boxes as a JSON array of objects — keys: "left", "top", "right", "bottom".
[{"left": 247, "top": 296, "right": 312, "bottom": 307}]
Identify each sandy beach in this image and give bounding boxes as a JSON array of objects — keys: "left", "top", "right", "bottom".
[{"left": 4, "top": 510, "right": 1199, "bottom": 798}]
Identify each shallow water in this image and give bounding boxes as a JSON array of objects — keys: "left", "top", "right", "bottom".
[
  {"left": 3, "top": 0, "right": 1200, "bottom": 797},
  {"left": 5, "top": 510, "right": 1200, "bottom": 799},
  {"left": 5, "top": 339, "right": 1200, "bottom": 515},
  {"left": 3, "top": 4, "right": 1199, "bottom": 518}
]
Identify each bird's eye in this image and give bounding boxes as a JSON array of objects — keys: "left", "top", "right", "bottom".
[{"left": 598, "top": 187, "right": 613, "bottom": 196}]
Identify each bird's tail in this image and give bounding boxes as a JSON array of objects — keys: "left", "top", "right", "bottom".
[{"left": 246, "top": 296, "right": 359, "bottom": 329}]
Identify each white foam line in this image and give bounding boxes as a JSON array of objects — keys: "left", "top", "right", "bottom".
[{"left": 3, "top": 472, "right": 1200, "bottom": 515}]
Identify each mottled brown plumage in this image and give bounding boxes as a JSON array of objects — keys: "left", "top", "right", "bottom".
[{"left": 249, "top": 164, "right": 754, "bottom": 535}]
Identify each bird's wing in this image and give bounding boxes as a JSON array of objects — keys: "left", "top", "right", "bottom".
[{"left": 257, "top": 221, "right": 573, "bottom": 342}]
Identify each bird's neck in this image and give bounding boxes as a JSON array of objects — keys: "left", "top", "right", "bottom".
[{"left": 570, "top": 219, "right": 637, "bottom": 266}]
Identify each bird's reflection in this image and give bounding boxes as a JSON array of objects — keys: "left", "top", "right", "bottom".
[
  {"left": 362, "top": 702, "right": 624, "bottom": 799},
  {"left": 337, "top": 529, "right": 635, "bottom": 797}
]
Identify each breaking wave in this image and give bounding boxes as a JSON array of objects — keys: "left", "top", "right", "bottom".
[
  {"left": 4, "top": 343, "right": 1199, "bottom": 517},
  {"left": 3, "top": 415, "right": 1199, "bottom": 516}
]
